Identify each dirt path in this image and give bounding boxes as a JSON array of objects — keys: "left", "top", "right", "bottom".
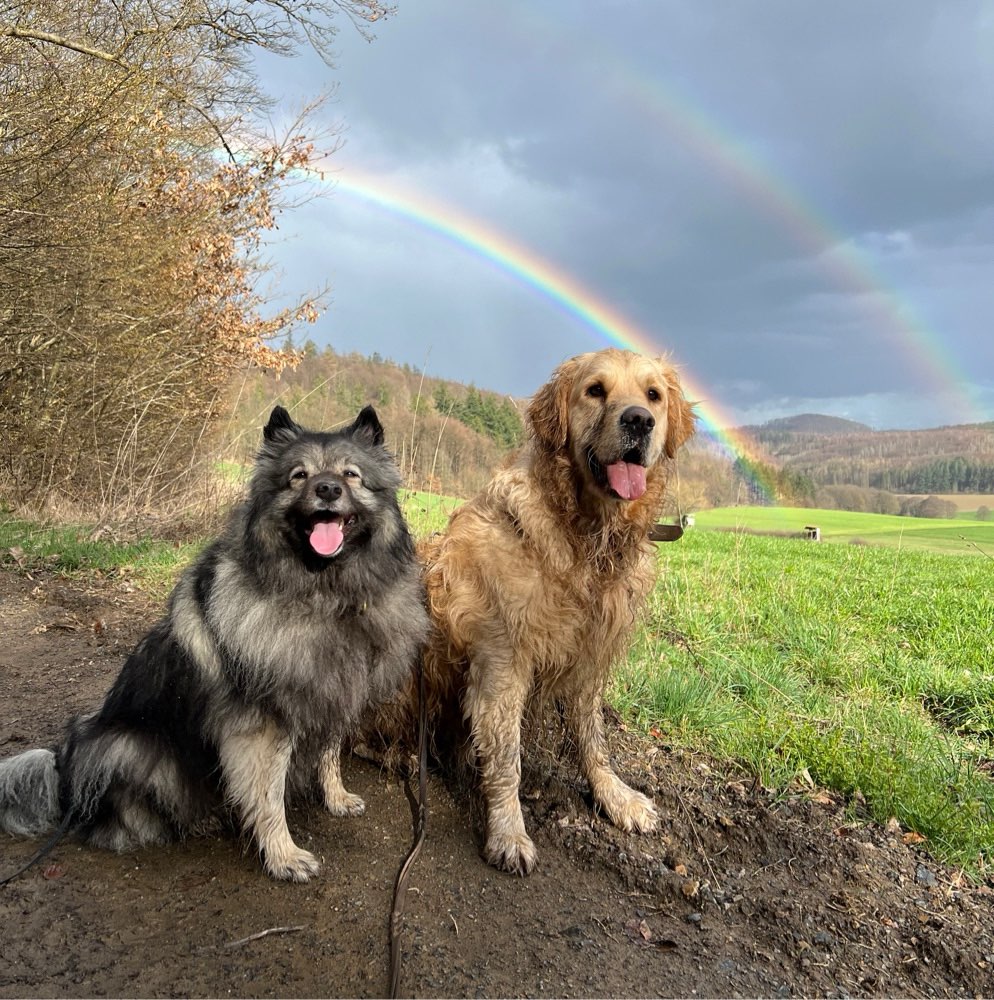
[{"left": 1, "top": 566, "right": 991, "bottom": 998}]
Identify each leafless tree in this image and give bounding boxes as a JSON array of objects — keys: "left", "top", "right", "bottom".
[{"left": 0, "top": 0, "right": 392, "bottom": 516}]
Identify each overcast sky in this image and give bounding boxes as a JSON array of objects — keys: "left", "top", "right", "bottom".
[{"left": 257, "top": 1, "right": 994, "bottom": 431}]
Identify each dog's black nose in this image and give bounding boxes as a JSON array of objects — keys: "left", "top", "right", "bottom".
[
  {"left": 620, "top": 406, "right": 655, "bottom": 434},
  {"left": 314, "top": 479, "right": 343, "bottom": 501}
]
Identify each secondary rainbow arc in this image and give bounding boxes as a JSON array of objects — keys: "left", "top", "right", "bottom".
[{"left": 493, "top": 7, "right": 984, "bottom": 425}]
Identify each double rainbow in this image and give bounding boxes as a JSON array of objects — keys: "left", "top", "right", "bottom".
[{"left": 492, "top": 6, "right": 983, "bottom": 424}]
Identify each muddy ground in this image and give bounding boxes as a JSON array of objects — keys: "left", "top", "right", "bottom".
[{"left": 1, "top": 565, "right": 992, "bottom": 999}]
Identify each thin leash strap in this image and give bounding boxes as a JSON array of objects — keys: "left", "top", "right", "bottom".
[
  {"left": 388, "top": 660, "right": 429, "bottom": 999},
  {"left": 0, "top": 809, "right": 75, "bottom": 888}
]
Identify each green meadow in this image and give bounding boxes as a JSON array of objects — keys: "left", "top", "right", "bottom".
[
  {"left": 612, "top": 526, "right": 994, "bottom": 871},
  {"left": 691, "top": 504, "right": 994, "bottom": 557},
  {"left": 2, "top": 499, "right": 992, "bottom": 873}
]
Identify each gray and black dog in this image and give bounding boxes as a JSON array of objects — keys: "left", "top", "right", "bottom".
[{"left": 0, "top": 405, "right": 428, "bottom": 881}]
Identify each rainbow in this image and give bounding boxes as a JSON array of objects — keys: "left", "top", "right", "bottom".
[
  {"left": 314, "top": 166, "right": 770, "bottom": 467},
  {"left": 491, "top": 9, "right": 984, "bottom": 424}
]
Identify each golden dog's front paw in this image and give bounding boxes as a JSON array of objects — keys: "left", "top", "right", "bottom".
[
  {"left": 484, "top": 830, "right": 537, "bottom": 876},
  {"left": 594, "top": 777, "right": 659, "bottom": 834},
  {"left": 264, "top": 843, "right": 321, "bottom": 882},
  {"left": 324, "top": 790, "right": 367, "bottom": 817},
  {"left": 614, "top": 789, "right": 658, "bottom": 833}
]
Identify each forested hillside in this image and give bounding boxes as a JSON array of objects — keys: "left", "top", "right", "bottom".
[
  {"left": 224, "top": 345, "right": 524, "bottom": 500},
  {"left": 742, "top": 417, "right": 994, "bottom": 493},
  {"left": 225, "top": 352, "right": 994, "bottom": 514}
]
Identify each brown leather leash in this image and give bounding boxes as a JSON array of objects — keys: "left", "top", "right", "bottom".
[{"left": 388, "top": 659, "right": 428, "bottom": 999}]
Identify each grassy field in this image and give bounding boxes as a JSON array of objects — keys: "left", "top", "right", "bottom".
[
  {"left": 400, "top": 489, "right": 463, "bottom": 538},
  {"left": 3, "top": 500, "right": 992, "bottom": 873},
  {"left": 691, "top": 504, "right": 994, "bottom": 557},
  {"left": 611, "top": 528, "right": 994, "bottom": 871}
]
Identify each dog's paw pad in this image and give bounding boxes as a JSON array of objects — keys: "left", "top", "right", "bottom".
[
  {"left": 485, "top": 832, "right": 537, "bottom": 876},
  {"left": 325, "top": 791, "right": 366, "bottom": 817},
  {"left": 266, "top": 846, "right": 321, "bottom": 883}
]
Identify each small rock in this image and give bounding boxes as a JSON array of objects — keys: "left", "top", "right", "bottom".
[
  {"left": 813, "top": 930, "right": 836, "bottom": 949},
  {"left": 686, "top": 912, "right": 702, "bottom": 925},
  {"left": 915, "top": 864, "right": 937, "bottom": 888}
]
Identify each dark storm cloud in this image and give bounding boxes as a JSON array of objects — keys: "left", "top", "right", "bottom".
[{"left": 260, "top": 0, "right": 994, "bottom": 428}]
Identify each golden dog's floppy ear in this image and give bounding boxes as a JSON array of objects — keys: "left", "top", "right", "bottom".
[
  {"left": 528, "top": 356, "right": 579, "bottom": 451},
  {"left": 664, "top": 373, "right": 697, "bottom": 459}
]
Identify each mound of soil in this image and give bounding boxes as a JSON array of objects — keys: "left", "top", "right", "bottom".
[{"left": 1, "top": 566, "right": 991, "bottom": 998}]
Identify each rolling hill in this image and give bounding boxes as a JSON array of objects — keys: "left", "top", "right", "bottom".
[
  {"left": 228, "top": 347, "right": 993, "bottom": 504},
  {"left": 736, "top": 416, "right": 994, "bottom": 493}
]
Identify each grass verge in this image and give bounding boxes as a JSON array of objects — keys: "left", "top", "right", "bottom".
[
  {"left": 0, "top": 516, "right": 203, "bottom": 598},
  {"left": 611, "top": 528, "right": 994, "bottom": 873},
  {"left": 0, "top": 492, "right": 460, "bottom": 593}
]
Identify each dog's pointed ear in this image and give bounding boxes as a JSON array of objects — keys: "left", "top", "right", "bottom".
[
  {"left": 528, "top": 357, "right": 579, "bottom": 452},
  {"left": 664, "top": 375, "right": 697, "bottom": 459},
  {"left": 348, "top": 405, "right": 385, "bottom": 447},
  {"left": 264, "top": 406, "right": 304, "bottom": 443}
]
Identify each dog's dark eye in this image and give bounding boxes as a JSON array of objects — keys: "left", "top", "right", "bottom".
[
  {"left": 586, "top": 383, "right": 605, "bottom": 399},
  {"left": 647, "top": 387, "right": 661, "bottom": 402},
  {"left": 289, "top": 469, "right": 308, "bottom": 483},
  {"left": 343, "top": 469, "right": 360, "bottom": 480}
]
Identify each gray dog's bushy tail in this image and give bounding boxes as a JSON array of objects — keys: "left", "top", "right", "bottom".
[{"left": 0, "top": 749, "right": 61, "bottom": 837}]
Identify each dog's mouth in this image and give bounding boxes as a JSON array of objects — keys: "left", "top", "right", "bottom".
[
  {"left": 305, "top": 512, "right": 357, "bottom": 558},
  {"left": 588, "top": 448, "right": 648, "bottom": 501}
]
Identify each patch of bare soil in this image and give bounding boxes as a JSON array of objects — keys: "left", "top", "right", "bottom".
[{"left": 1, "top": 566, "right": 992, "bottom": 999}]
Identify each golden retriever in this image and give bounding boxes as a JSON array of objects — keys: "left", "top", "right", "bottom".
[{"left": 387, "top": 348, "right": 695, "bottom": 874}]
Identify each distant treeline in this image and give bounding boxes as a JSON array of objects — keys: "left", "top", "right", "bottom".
[
  {"left": 732, "top": 457, "right": 817, "bottom": 507},
  {"left": 868, "top": 458, "right": 994, "bottom": 495},
  {"left": 813, "top": 487, "right": 985, "bottom": 520},
  {"left": 729, "top": 456, "right": 988, "bottom": 519},
  {"left": 221, "top": 351, "right": 992, "bottom": 517},
  {"left": 743, "top": 420, "right": 994, "bottom": 498}
]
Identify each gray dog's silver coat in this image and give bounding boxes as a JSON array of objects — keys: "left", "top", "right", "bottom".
[{"left": 0, "top": 406, "right": 428, "bottom": 881}]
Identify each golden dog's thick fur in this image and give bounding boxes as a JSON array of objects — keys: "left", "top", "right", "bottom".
[{"left": 391, "top": 348, "right": 695, "bottom": 874}]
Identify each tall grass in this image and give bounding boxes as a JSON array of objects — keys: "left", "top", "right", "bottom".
[{"left": 611, "top": 529, "right": 994, "bottom": 870}]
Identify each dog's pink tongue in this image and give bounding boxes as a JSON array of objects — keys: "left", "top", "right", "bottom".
[
  {"left": 309, "top": 521, "right": 344, "bottom": 556},
  {"left": 606, "top": 461, "right": 647, "bottom": 500}
]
